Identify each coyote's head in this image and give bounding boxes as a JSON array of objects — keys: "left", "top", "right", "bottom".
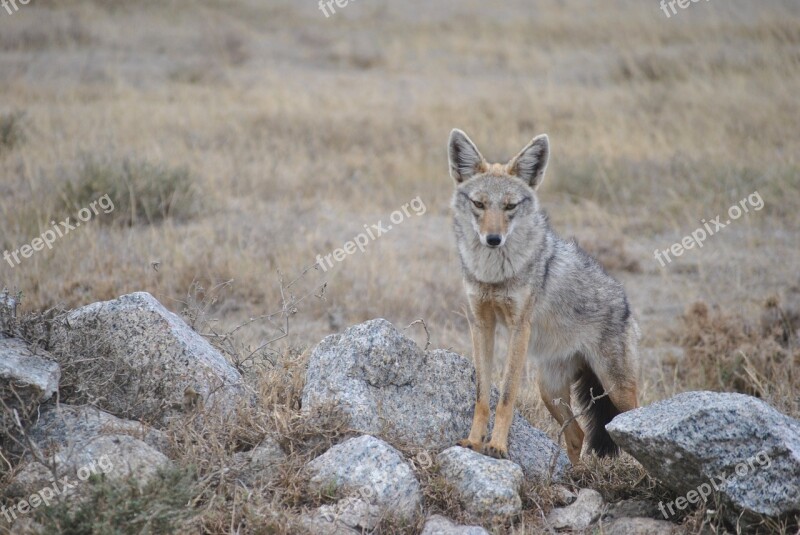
[{"left": 448, "top": 129, "right": 549, "bottom": 249}]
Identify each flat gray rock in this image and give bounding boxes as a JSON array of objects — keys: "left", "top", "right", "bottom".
[
  {"left": 607, "top": 391, "right": 800, "bottom": 523},
  {"left": 9, "top": 404, "right": 170, "bottom": 498},
  {"left": 603, "top": 498, "right": 661, "bottom": 521},
  {"left": 437, "top": 446, "right": 523, "bottom": 521},
  {"left": 545, "top": 488, "right": 604, "bottom": 531},
  {"left": 601, "top": 517, "right": 679, "bottom": 535},
  {"left": 306, "top": 435, "right": 422, "bottom": 530},
  {"left": 420, "top": 514, "right": 489, "bottom": 535},
  {"left": 300, "top": 498, "right": 368, "bottom": 535},
  {"left": 0, "top": 338, "right": 60, "bottom": 409},
  {"left": 302, "top": 318, "right": 569, "bottom": 482},
  {"left": 25, "top": 403, "right": 168, "bottom": 455},
  {"left": 10, "top": 434, "right": 170, "bottom": 499},
  {"left": 302, "top": 498, "right": 385, "bottom": 534},
  {"left": 50, "top": 292, "right": 246, "bottom": 425}
]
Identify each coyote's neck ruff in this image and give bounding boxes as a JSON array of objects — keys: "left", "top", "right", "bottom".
[{"left": 448, "top": 129, "right": 640, "bottom": 464}]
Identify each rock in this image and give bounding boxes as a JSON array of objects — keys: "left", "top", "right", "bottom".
[
  {"left": 600, "top": 517, "right": 679, "bottom": 535},
  {"left": 607, "top": 391, "right": 800, "bottom": 523},
  {"left": 420, "top": 515, "right": 489, "bottom": 535},
  {"left": 10, "top": 434, "right": 170, "bottom": 499},
  {"left": 50, "top": 292, "right": 246, "bottom": 425},
  {"left": 0, "top": 338, "right": 60, "bottom": 420},
  {"left": 437, "top": 446, "right": 523, "bottom": 521},
  {"left": 603, "top": 498, "right": 661, "bottom": 521},
  {"left": 552, "top": 485, "right": 578, "bottom": 506},
  {"left": 233, "top": 435, "right": 286, "bottom": 486},
  {"left": 8, "top": 405, "right": 170, "bottom": 498},
  {"left": 235, "top": 436, "right": 286, "bottom": 471},
  {"left": 545, "top": 488, "right": 604, "bottom": 531},
  {"left": 302, "top": 319, "right": 569, "bottom": 482},
  {"left": 306, "top": 435, "right": 421, "bottom": 530},
  {"left": 299, "top": 506, "right": 362, "bottom": 534},
  {"left": 25, "top": 404, "right": 169, "bottom": 455},
  {"left": 301, "top": 498, "right": 381, "bottom": 534}
]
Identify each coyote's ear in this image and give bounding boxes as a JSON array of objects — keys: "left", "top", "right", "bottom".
[
  {"left": 508, "top": 134, "right": 549, "bottom": 189},
  {"left": 448, "top": 129, "right": 487, "bottom": 183}
]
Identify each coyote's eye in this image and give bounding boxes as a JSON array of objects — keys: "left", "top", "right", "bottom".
[
  {"left": 472, "top": 200, "right": 485, "bottom": 210},
  {"left": 504, "top": 203, "right": 518, "bottom": 211}
]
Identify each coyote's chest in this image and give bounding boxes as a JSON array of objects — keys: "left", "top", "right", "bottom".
[{"left": 465, "top": 279, "right": 534, "bottom": 327}]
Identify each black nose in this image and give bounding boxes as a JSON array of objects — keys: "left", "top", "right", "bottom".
[{"left": 486, "top": 234, "right": 502, "bottom": 247}]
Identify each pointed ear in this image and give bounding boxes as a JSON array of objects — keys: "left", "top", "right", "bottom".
[
  {"left": 507, "top": 134, "right": 549, "bottom": 189},
  {"left": 448, "top": 129, "right": 487, "bottom": 183}
]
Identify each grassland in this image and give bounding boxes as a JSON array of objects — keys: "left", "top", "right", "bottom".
[{"left": 0, "top": 0, "right": 798, "bottom": 533}]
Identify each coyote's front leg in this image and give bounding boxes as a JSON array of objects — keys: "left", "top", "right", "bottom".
[
  {"left": 484, "top": 319, "right": 531, "bottom": 459},
  {"left": 458, "top": 300, "right": 496, "bottom": 452}
]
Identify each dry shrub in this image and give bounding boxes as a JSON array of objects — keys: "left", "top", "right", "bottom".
[
  {"left": 569, "top": 454, "right": 658, "bottom": 504},
  {"left": 158, "top": 341, "right": 352, "bottom": 534},
  {"left": 676, "top": 297, "right": 799, "bottom": 415},
  {"left": 29, "top": 465, "right": 199, "bottom": 533},
  {"left": 0, "top": 111, "right": 26, "bottom": 153}
]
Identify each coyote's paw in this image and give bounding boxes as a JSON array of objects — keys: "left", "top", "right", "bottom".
[
  {"left": 457, "top": 438, "right": 484, "bottom": 453},
  {"left": 484, "top": 444, "right": 509, "bottom": 460}
]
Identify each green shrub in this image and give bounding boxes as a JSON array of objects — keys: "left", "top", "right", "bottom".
[{"left": 61, "top": 156, "right": 200, "bottom": 226}]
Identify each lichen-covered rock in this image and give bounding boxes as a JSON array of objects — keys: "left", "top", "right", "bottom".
[
  {"left": 302, "top": 319, "right": 569, "bottom": 482},
  {"left": 50, "top": 292, "right": 246, "bottom": 425},
  {"left": 301, "top": 498, "right": 383, "bottom": 535},
  {"left": 601, "top": 517, "right": 679, "bottom": 535},
  {"left": 9, "top": 405, "right": 170, "bottom": 499},
  {"left": 25, "top": 404, "right": 168, "bottom": 455},
  {"left": 437, "top": 446, "right": 523, "bottom": 521},
  {"left": 545, "top": 488, "right": 604, "bottom": 531},
  {"left": 0, "top": 338, "right": 60, "bottom": 422},
  {"left": 420, "top": 515, "right": 489, "bottom": 535},
  {"left": 607, "top": 391, "right": 800, "bottom": 523},
  {"left": 306, "top": 435, "right": 421, "bottom": 530},
  {"left": 10, "top": 434, "right": 170, "bottom": 499}
]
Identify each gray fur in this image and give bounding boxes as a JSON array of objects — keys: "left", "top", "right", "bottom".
[{"left": 449, "top": 129, "right": 640, "bottom": 460}]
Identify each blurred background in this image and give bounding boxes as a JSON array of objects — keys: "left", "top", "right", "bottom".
[{"left": 0, "top": 0, "right": 798, "bottom": 410}]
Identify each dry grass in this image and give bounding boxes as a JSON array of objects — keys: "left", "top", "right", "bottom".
[
  {"left": 674, "top": 295, "right": 799, "bottom": 417},
  {"left": 1, "top": 0, "right": 799, "bottom": 533}
]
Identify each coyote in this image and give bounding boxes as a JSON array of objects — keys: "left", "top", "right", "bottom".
[{"left": 448, "top": 129, "right": 640, "bottom": 464}]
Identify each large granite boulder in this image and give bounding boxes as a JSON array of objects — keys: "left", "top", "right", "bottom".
[
  {"left": 607, "top": 391, "right": 800, "bottom": 524},
  {"left": 50, "top": 292, "right": 246, "bottom": 425},
  {"left": 301, "top": 319, "right": 569, "bottom": 482}
]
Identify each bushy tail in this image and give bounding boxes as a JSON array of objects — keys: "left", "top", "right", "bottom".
[{"left": 575, "top": 366, "right": 620, "bottom": 457}]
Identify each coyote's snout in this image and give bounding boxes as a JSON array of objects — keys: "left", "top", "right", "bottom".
[{"left": 448, "top": 129, "right": 640, "bottom": 464}]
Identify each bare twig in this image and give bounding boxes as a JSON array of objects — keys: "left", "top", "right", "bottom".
[
  {"left": 0, "top": 389, "right": 59, "bottom": 487},
  {"left": 178, "top": 263, "right": 329, "bottom": 372},
  {"left": 404, "top": 319, "right": 431, "bottom": 350},
  {"left": 547, "top": 386, "right": 612, "bottom": 480}
]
